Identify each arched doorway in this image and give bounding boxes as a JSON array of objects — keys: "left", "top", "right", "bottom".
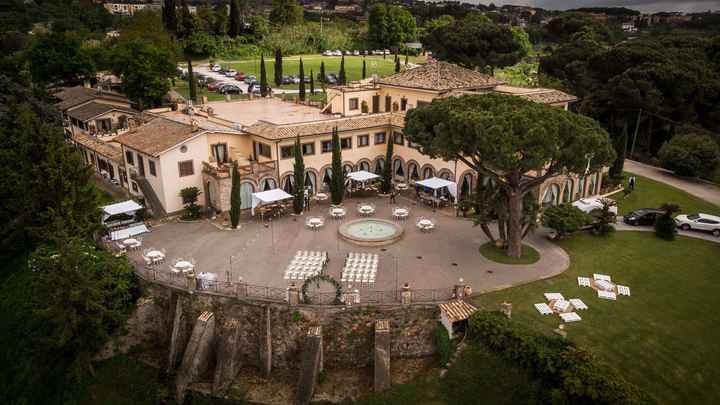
[
  {"left": 321, "top": 167, "right": 332, "bottom": 191},
  {"left": 393, "top": 158, "right": 404, "bottom": 180},
  {"left": 283, "top": 175, "right": 294, "bottom": 193},
  {"left": 261, "top": 177, "right": 277, "bottom": 191},
  {"left": 305, "top": 171, "right": 317, "bottom": 194},
  {"left": 240, "top": 182, "right": 254, "bottom": 209},
  {"left": 343, "top": 163, "right": 354, "bottom": 175},
  {"left": 438, "top": 169, "right": 453, "bottom": 180},
  {"left": 562, "top": 179, "right": 574, "bottom": 203},
  {"left": 460, "top": 173, "right": 473, "bottom": 199},
  {"left": 374, "top": 158, "right": 385, "bottom": 175},
  {"left": 542, "top": 184, "right": 560, "bottom": 208},
  {"left": 576, "top": 176, "right": 586, "bottom": 200},
  {"left": 407, "top": 162, "right": 419, "bottom": 181},
  {"left": 422, "top": 166, "right": 434, "bottom": 179},
  {"left": 359, "top": 161, "right": 370, "bottom": 172},
  {"left": 588, "top": 173, "right": 598, "bottom": 196}
]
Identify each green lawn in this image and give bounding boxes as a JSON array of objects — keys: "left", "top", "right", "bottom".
[
  {"left": 615, "top": 172, "right": 720, "bottom": 216},
  {"left": 470, "top": 232, "right": 720, "bottom": 405},
  {"left": 479, "top": 242, "right": 540, "bottom": 265},
  {"left": 218, "top": 55, "right": 410, "bottom": 89}
]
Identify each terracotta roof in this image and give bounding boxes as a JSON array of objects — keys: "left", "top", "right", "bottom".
[
  {"left": 54, "top": 86, "right": 130, "bottom": 111},
  {"left": 243, "top": 113, "right": 405, "bottom": 140},
  {"left": 113, "top": 116, "right": 200, "bottom": 157},
  {"left": 72, "top": 132, "right": 123, "bottom": 162},
  {"left": 439, "top": 300, "right": 477, "bottom": 323},
  {"left": 377, "top": 61, "right": 503, "bottom": 92},
  {"left": 67, "top": 102, "right": 136, "bottom": 122},
  {"left": 492, "top": 85, "right": 577, "bottom": 105}
]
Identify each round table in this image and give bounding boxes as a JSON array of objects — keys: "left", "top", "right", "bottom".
[
  {"left": 308, "top": 217, "right": 323, "bottom": 230},
  {"left": 396, "top": 183, "right": 408, "bottom": 191},
  {"left": 331, "top": 208, "right": 346, "bottom": 218},
  {"left": 123, "top": 238, "right": 139, "bottom": 246},
  {"left": 359, "top": 205, "right": 374, "bottom": 215},
  {"left": 417, "top": 219, "right": 434, "bottom": 231},
  {"left": 393, "top": 208, "right": 409, "bottom": 219},
  {"left": 174, "top": 260, "right": 194, "bottom": 273},
  {"left": 146, "top": 250, "right": 164, "bottom": 259},
  {"left": 315, "top": 193, "right": 328, "bottom": 201}
]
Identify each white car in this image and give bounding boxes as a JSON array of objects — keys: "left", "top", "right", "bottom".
[
  {"left": 224, "top": 69, "right": 237, "bottom": 77},
  {"left": 210, "top": 64, "right": 221, "bottom": 72},
  {"left": 322, "top": 50, "right": 333, "bottom": 56},
  {"left": 674, "top": 213, "right": 720, "bottom": 236},
  {"left": 572, "top": 198, "right": 618, "bottom": 215}
]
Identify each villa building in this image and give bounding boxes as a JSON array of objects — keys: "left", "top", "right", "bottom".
[{"left": 64, "top": 62, "right": 603, "bottom": 217}]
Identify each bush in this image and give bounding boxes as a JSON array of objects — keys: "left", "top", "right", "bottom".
[
  {"left": 468, "top": 312, "right": 653, "bottom": 405},
  {"left": 592, "top": 199, "right": 616, "bottom": 236},
  {"left": 542, "top": 204, "right": 592, "bottom": 239},
  {"left": 654, "top": 203, "right": 680, "bottom": 240},
  {"left": 180, "top": 186, "right": 202, "bottom": 219},
  {"left": 658, "top": 133, "right": 720, "bottom": 177},
  {"left": 434, "top": 322, "right": 455, "bottom": 366}
]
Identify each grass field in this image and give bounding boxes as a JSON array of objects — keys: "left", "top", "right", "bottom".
[
  {"left": 470, "top": 232, "right": 720, "bottom": 405},
  {"left": 615, "top": 172, "right": 720, "bottom": 216},
  {"left": 217, "top": 55, "right": 415, "bottom": 89}
]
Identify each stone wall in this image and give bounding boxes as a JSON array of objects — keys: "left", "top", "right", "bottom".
[
  {"left": 143, "top": 283, "right": 439, "bottom": 372},
  {"left": 203, "top": 173, "right": 232, "bottom": 213}
]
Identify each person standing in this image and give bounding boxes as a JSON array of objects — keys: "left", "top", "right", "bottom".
[{"left": 389, "top": 189, "right": 397, "bottom": 204}]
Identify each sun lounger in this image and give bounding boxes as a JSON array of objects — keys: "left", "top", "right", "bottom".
[
  {"left": 617, "top": 285, "right": 631, "bottom": 296},
  {"left": 593, "top": 273, "right": 612, "bottom": 282},
  {"left": 559, "top": 312, "right": 582, "bottom": 322},
  {"left": 534, "top": 303, "right": 553, "bottom": 315},
  {"left": 544, "top": 293, "right": 565, "bottom": 301},
  {"left": 577, "top": 277, "right": 591, "bottom": 287},
  {"left": 569, "top": 298, "right": 588, "bottom": 310},
  {"left": 597, "top": 290, "right": 617, "bottom": 300}
]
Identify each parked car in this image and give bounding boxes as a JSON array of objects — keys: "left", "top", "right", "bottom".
[
  {"left": 572, "top": 198, "right": 618, "bottom": 216},
  {"left": 674, "top": 213, "right": 720, "bottom": 236},
  {"left": 383, "top": 49, "right": 390, "bottom": 55},
  {"left": 303, "top": 75, "right": 310, "bottom": 83},
  {"left": 224, "top": 69, "right": 237, "bottom": 77},
  {"left": 235, "top": 72, "right": 245, "bottom": 81},
  {"left": 216, "top": 83, "right": 236, "bottom": 93},
  {"left": 323, "top": 50, "right": 333, "bottom": 56},
  {"left": 325, "top": 73, "right": 338, "bottom": 84},
  {"left": 247, "top": 83, "right": 262, "bottom": 94},
  {"left": 282, "top": 75, "right": 292, "bottom": 85},
  {"left": 334, "top": 50, "right": 343, "bottom": 56},
  {"left": 292, "top": 76, "right": 301, "bottom": 84},
  {"left": 353, "top": 50, "right": 360, "bottom": 56},
  {"left": 244, "top": 75, "right": 257, "bottom": 84},
  {"left": 219, "top": 84, "right": 243, "bottom": 94},
  {"left": 210, "top": 64, "right": 221, "bottom": 72},
  {"left": 207, "top": 81, "right": 225, "bottom": 91},
  {"left": 623, "top": 208, "right": 665, "bottom": 226}
]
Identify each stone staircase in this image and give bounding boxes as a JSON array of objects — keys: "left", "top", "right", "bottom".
[{"left": 134, "top": 175, "right": 167, "bottom": 217}]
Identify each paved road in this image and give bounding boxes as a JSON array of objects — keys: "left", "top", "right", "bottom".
[{"left": 625, "top": 160, "right": 720, "bottom": 206}]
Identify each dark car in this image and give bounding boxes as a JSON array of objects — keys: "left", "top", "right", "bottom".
[
  {"left": 219, "top": 84, "right": 243, "bottom": 94},
  {"left": 326, "top": 73, "right": 338, "bottom": 84},
  {"left": 623, "top": 208, "right": 665, "bottom": 226},
  {"left": 282, "top": 75, "right": 292, "bottom": 85}
]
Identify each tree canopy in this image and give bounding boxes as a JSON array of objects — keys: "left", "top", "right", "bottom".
[
  {"left": 368, "top": 4, "right": 417, "bottom": 48},
  {"left": 269, "top": 0, "right": 304, "bottom": 26},
  {"left": 27, "top": 31, "right": 95, "bottom": 86},
  {"left": 424, "top": 12, "right": 525, "bottom": 73},
  {"left": 111, "top": 39, "right": 176, "bottom": 110}
]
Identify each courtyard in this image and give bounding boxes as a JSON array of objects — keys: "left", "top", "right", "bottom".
[{"left": 140, "top": 194, "right": 568, "bottom": 295}]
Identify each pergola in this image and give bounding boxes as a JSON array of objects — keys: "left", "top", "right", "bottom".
[
  {"left": 102, "top": 200, "right": 148, "bottom": 241},
  {"left": 415, "top": 177, "right": 457, "bottom": 199},
  {"left": 251, "top": 188, "right": 293, "bottom": 215}
]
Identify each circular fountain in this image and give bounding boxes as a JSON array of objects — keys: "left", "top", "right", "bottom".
[{"left": 338, "top": 219, "right": 404, "bottom": 246}]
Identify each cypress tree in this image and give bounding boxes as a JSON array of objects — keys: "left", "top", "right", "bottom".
[
  {"left": 338, "top": 55, "right": 346, "bottom": 85},
  {"left": 274, "top": 48, "right": 282, "bottom": 86},
  {"left": 362, "top": 58, "right": 366, "bottom": 79},
  {"left": 293, "top": 135, "right": 305, "bottom": 214},
  {"left": 259, "top": 53, "right": 268, "bottom": 97},
  {"left": 162, "top": 0, "right": 178, "bottom": 34},
  {"left": 610, "top": 123, "right": 628, "bottom": 179},
  {"left": 298, "top": 58, "right": 305, "bottom": 101},
  {"left": 309, "top": 69, "right": 315, "bottom": 95},
  {"left": 382, "top": 134, "right": 394, "bottom": 193},
  {"left": 319, "top": 61, "right": 325, "bottom": 83},
  {"left": 187, "top": 58, "right": 197, "bottom": 103},
  {"left": 394, "top": 55, "right": 400, "bottom": 73},
  {"left": 230, "top": 162, "right": 241, "bottom": 228},
  {"left": 405, "top": 52, "right": 408, "bottom": 65},
  {"left": 330, "top": 127, "right": 344, "bottom": 205},
  {"left": 228, "top": 0, "right": 240, "bottom": 37}
]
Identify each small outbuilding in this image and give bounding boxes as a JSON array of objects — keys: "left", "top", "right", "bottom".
[{"left": 438, "top": 300, "right": 478, "bottom": 339}]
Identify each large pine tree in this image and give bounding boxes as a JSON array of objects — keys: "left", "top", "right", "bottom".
[
  {"left": 609, "top": 124, "right": 628, "bottom": 179},
  {"left": 330, "top": 127, "right": 344, "bottom": 205},
  {"left": 259, "top": 53, "right": 268, "bottom": 97},
  {"left": 293, "top": 135, "right": 305, "bottom": 214},
  {"left": 228, "top": 0, "right": 241, "bottom": 37},
  {"left": 298, "top": 58, "right": 305, "bottom": 102}
]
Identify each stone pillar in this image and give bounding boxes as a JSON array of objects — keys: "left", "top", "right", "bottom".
[
  {"left": 400, "top": 283, "right": 412, "bottom": 306},
  {"left": 176, "top": 311, "right": 216, "bottom": 403},
  {"left": 374, "top": 320, "right": 391, "bottom": 392},
  {"left": 500, "top": 302, "right": 512, "bottom": 319},
  {"left": 259, "top": 306, "right": 272, "bottom": 377},
  {"left": 213, "top": 318, "right": 242, "bottom": 395},
  {"left": 295, "top": 326, "right": 323, "bottom": 405},
  {"left": 288, "top": 283, "right": 300, "bottom": 306}
]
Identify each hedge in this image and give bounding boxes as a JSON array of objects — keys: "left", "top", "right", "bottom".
[
  {"left": 434, "top": 322, "right": 454, "bottom": 367},
  {"left": 468, "top": 312, "right": 654, "bottom": 405}
]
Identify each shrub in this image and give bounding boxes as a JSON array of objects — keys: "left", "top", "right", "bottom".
[
  {"left": 542, "top": 203, "right": 592, "bottom": 239},
  {"left": 434, "top": 322, "right": 455, "bottom": 367},
  {"left": 654, "top": 203, "right": 680, "bottom": 240},
  {"left": 468, "top": 312, "right": 653, "bottom": 405},
  {"left": 593, "top": 199, "right": 616, "bottom": 236},
  {"left": 658, "top": 133, "right": 720, "bottom": 177},
  {"left": 179, "top": 186, "right": 202, "bottom": 219}
]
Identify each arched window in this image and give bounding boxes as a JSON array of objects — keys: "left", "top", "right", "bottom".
[
  {"left": 240, "top": 182, "right": 254, "bottom": 209},
  {"left": 322, "top": 167, "right": 332, "bottom": 190},
  {"left": 374, "top": 158, "right": 385, "bottom": 175},
  {"left": 460, "top": 174, "right": 473, "bottom": 198},
  {"left": 422, "top": 166, "right": 434, "bottom": 179},
  {"left": 439, "top": 171, "right": 452, "bottom": 180},
  {"left": 359, "top": 161, "right": 370, "bottom": 172},
  {"left": 343, "top": 164, "right": 353, "bottom": 175},
  {"left": 262, "top": 178, "right": 277, "bottom": 191},
  {"left": 283, "top": 176, "right": 294, "bottom": 193},
  {"left": 305, "top": 171, "right": 317, "bottom": 194},
  {"left": 542, "top": 184, "right": 560, "bottom": 208},
  {"left": 576, "top": 177, "right": 586, "bottom": 199},
  {"left": 393, "top": 158, "right": 404, "bottom": 178},
  {"left": 562, "top": 179, "right": 574, "bottom": 203},
  {"left": 588, "top": 174, "right": 597, "bottom": 196},
  {"left": 408, "top": 163, "right": 419, "bottom": 181}
]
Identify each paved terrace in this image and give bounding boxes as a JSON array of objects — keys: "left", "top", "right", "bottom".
[{"left": 140, "top": 195, "right": 569, "bottom": 295}]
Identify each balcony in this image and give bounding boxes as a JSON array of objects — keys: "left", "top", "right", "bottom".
[{"left": 202, "top": 160, "right": 276, "bottom": 179}]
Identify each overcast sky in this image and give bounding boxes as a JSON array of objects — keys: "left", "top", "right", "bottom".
[{"left": 469, "top": 0, "right": 720, "bottom": 13}]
